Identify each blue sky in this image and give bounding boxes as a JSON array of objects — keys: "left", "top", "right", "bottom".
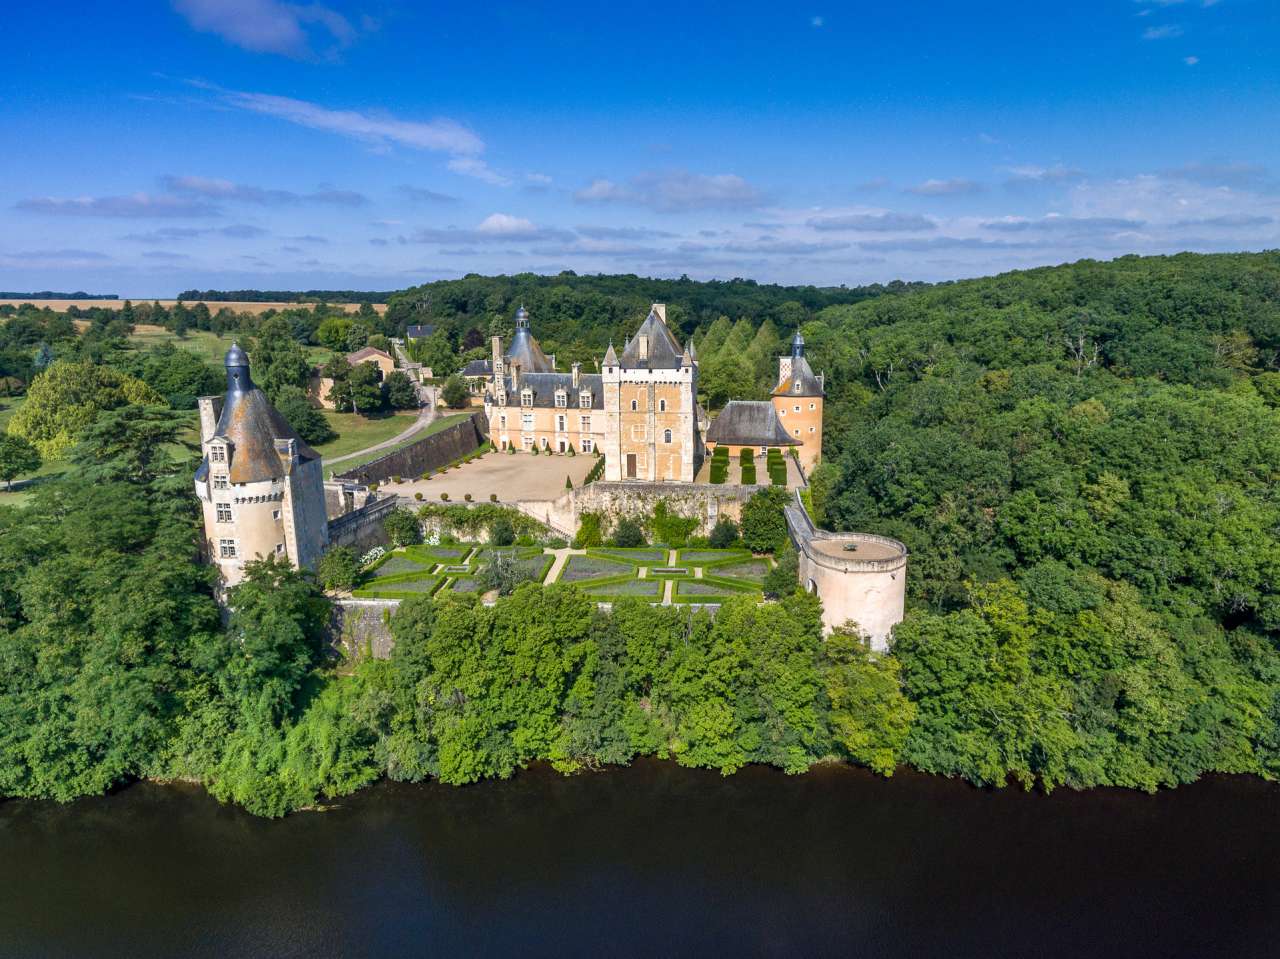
[{"left": 2, "top": 0, "right": 1278, "bottom": 295}]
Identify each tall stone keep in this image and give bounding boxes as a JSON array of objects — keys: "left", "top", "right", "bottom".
[
  {"left": 772, "top": 330, "right": 825, "bottom": 473},
  {"left": 194, "top": 343, "right": 330, "bottom": 589}
]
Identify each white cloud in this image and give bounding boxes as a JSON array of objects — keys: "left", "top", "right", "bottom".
[
  {"left": 16, "top": 193, "right": 220, "bottom": 218},
  {"left": 161, "top": 174, "right": 368, "bottom": 206},
  {"left": 446, "top": 157, "right": 512, "bottom": 186},
  {"left": 806, "top": 211, "right": 936, "bottom": 232},
  {"left": 906, "top": 178, "right": 984, "bottom": 196},
  {"left": 1003, "top": 164, "right": 1084, "bottom": 184},
  {"left": 811, "top": 15, "right": 824, "bottom": 27},
  {"left": 1184, "top": 55, "right": 1200, "bottom": 65},
  {"left": 1142, "top": 24, "right": 1185, "bottom": 39},
  {"left": 172, "top": 0, "right": 357, "bottom": 59},
  {"left": 574, "top": 170, "right": 765, "bottom": 212},
  {"left": 475, "top": 213, "right": 537, "bottom": 236}
]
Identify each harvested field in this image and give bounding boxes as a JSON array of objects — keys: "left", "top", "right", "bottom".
[{"left": 1, "top": 300, "right": 386, "bottom": 315}]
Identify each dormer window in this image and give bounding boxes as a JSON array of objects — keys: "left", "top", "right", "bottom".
[
  {"left": 579, "top": 390, "right": 591, "bottom": 408},
  {"left": 554, "top": 390, "right": 567, "bottom": 408},
  {"left": 794, "top": 381, "right": 802, "bottom": 393},
  {"left": 210, "top": 444, "right": 226, "bottom": 463},
  {"left": 521, "top": 389, "right": 533, "bottom": 407},
  {"left": 213, "top": 474, "right": 229, "bottom": 489},
  {"left": 638, "top": 335, "right": 649, "bottom": 361}
]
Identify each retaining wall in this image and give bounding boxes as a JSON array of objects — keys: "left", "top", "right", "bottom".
[
  {"left": 327, "top": 495, "right": 399, "bottom": 550},
  {"left": 334, "top": 411, "right": 488, "bottom": 486},
  {"left": 329, "top": 599, "right": 397, "bottom": 660},
  {"left": 517, "top": 480, "right": 760, "bottom": 539}
]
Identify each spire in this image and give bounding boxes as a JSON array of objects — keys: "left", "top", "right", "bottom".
[
  {"left": 225, "top": 341, "right": 252, "bottom": 393},
  {"left": 514, "top": 304, "right": 530, "bottom": 329},
  {"left": 791, "top": 330, "right": 805, "bottom": 358},
  {"left": 681, "top": 342, "right": 694, "bottom": 367},
  {"left": 603, "top": 341, "right": 618, "bottom": 367}
]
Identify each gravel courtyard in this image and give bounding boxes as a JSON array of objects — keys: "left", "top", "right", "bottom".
[{"left": 381, "top": 448, "right": 597, "bottom": 503}]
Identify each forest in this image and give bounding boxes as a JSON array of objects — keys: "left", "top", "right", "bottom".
[{"left": 1, "top": 251, "right": 1279, "bottom": 814}]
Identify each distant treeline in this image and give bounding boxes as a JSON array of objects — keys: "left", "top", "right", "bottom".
[
  {"left": 177, "top": 289, "right": 392, "bottom": 304},
  {"left": 0, "top": 292, "right": 118, "bottom": 300}
]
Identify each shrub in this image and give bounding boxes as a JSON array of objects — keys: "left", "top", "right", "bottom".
[
  {"left": 709, "top": 460, "right": 727, "bottom": 484},
  {"left": 741, "top": 463, "right": 757, "bottom": 485},
  {"left": 382, "top": 508, "right": 423, "bottom": 547},
  {"left": 709, "top": 517, "right": 740, "bottom": 548},
  {"left": 567, "top": 446, "right": 576, "bottom": 457},
  {"left": 422, "top": 471, "right": 432, "bottom": 480},
  {"left": 762, "top": 542, "right": 799, "bottom": 599},
  {"left": 464, "top": 493, "right": 473, "bottom": 502},
  {"left": 508, "top": 446, "right": 516, "bottom": 454},
  {"left": 490, "top": 493, "right": 498, "bottom": 502},
  {"left": 574, "top": 511, "right": 605, "bottom": 549},
  {"left": 531, "top": 446, "right": 540, "bottom": 456},
  {"left": 441, "top": 492, "right": 449, "bottom": 501},
  {"left": 441, "top": 373, "right": 470, "bottom": 408},
  {"left": 392, "top": 475, "right": 402, "bottom": 484},
  {"left": 414, "top": 492, "right": 423, "bottom": 501},
  {"left": 741, "top": 486, "right": 791, "bottom": 553},
  {"left": 565, "top": 475, "right": 573, "bottom": 490},
  {"left": 545, "top": 537, "right": 567, "bottom": 549},
  {"left": 612, "top": 517, "right": 646, "bottom": 548}
]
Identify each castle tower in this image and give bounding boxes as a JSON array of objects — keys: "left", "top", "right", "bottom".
[
  {"left": 603, "top": 303, "right": 700, "bottom": 482},
  {"left": 772, "top": 330, "right": 825, "bottom": 473},
  {"left": 194, "top": 343, "right": 330, "bottom": 590}
]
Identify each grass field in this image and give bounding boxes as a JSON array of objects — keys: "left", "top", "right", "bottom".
[
  {"left": 310, "top": 410, "right": 420, "bottom": 461},
  {"left": 0, "top": 396, "right": 25, "bottom": 432},
  {"left": 127, "top": 327, "right": 331, "bottom": 365},
  {"left": 560, "top": 554, "right": 634, "bottom": 582}
]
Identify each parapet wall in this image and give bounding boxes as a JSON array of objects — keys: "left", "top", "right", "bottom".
[
  {"left": 327, "top": 495, "right": 399, "bottom": 551},
  {"left": 518, "top": 480, "right": 760, "bottom": 539},
  {"left": 784, "top": 493, "right": 907, "bottom": 649},
  {"left": 329, "top": 599, "right": 397, "bottom": 660},
  {"left": 334, "top": 411, "right": 487, "bottom": 486}
]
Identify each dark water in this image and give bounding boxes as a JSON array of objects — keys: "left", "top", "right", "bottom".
[{"left": 1, "top": 761, "right": 1278, "bottom": 959}]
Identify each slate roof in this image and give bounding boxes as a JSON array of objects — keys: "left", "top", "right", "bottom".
[
  {"left": 406, "top": 325, "right": 434, "bottom": 339},
  {"left": 705, "top": 400, "right": 798, "bottom": 447},
  {"left": 618, "top": 307, "right": 687, "bottom": 369},
  {"left": 773, "top": 354, "right": 825, "bottom": 397},
  {"left": 505, "top": 327, "right": 555, "bottom": 373},
  {"left": 462, "top": 358, "right": 493, "bottom": 377},
  {"left": 501, "top": 372, "right": 604, "bottom": 410},
  {"left": 211, "top": 345, "right": 319, "bottom": 484}
]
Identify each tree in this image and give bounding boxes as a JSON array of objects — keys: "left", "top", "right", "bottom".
[
  {"left": 762, "top": 541, "right": 799, "bottom": 599},
  {"left": 383, "top": 508, "right": 423, "bottom": 547},
  {"left": 315, "top": 317, "right": 353, "bottom": 351},
  {"left": 441, "top": 374, "right": 470, "bottom": 409},
  {"left": 0, "top": 433, "right": 40, "bottom": 490},
  {"left": 479, "top": 550, "right": 536, "bottom": 596},
  {"left": 490, "top": 516, "right": 515, "bottom": 546},
  {"left": 8, "top": 360, "right": 163, "bottom": 458},
  {"left": 823, "top": 627, "right": 915, "bottom": 776},
  {"left": 275, "top": 386, "right": 336, "bottom": 446},
  {"left": 251, "top": 317, "right": 311, "bottom": 401},
  {"left": 612, "top": 517, "right": 645, "bottom": 548},
  {"left": 418, "top": 329, "right": 458, "bottom": 377},
  {"left": 709, "top": 516, "right": 739, "bottom": 548},
  {"left": 740, "top": 486, "right": 791, "bottom": 553},
  {"left": 317, "top": 546, "right": 361, "bottom": 591},
  {"left": 384, "top": 371, "right": 418, "bottom": 409}
]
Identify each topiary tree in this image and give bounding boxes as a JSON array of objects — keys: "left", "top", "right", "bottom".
[
  {"left": 740, "top": 486, "right": 791, "bottom": 553},
  {"left": 316, "top": 545, "right": 361, "bottom": 591},
  {"left": 708, "top": 516, "right": 740, "bottom": 549},
  {"left": 382, "top": 507, "right": 423, "bottom": 546},
  {"left": 565, "top": 475, "right": 573, "bottom": 490}
]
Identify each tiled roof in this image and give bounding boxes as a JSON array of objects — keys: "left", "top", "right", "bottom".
[
  {"left": 211, "top": 347, "right": 318, "bottom": 483},
  {"left": 347, "top": 346, "right": 394, "bottom": 365},
  {"left": 705, "top": 400, "right": 798, "bottom": 447},
  {"left": 618, "top": 307, "right": 686, "bottom": 369}
]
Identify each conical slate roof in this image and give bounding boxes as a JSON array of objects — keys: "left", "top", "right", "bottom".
[
  {"left": 214, "top": 344, "right": 318, "bottom": 483},
  {"left": 773, "top": 332, "right": 824, "bottom": 397},
  {"left": 504, "top": 305, "right": 555, "bottom": 372}
]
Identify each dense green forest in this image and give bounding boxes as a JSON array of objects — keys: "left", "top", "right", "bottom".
[
  {"left": 177, "top": 289, "right": 392, "bottom": 304},
  {"left": 2, "top": 251, "right": 1280, "bottom": 815}
]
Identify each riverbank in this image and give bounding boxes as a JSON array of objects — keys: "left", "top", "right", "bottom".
[{"left": 3, "top": 759, "right": 1277, "bottom": 958}]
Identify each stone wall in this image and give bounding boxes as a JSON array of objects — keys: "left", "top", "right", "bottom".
[
  {"left": 333, "top": 411, "right": 487, "bottom": 486},
  {"left": 329, "top": 599, "right": 397, "bottom": 660},
  {"left": 327, "top": 495, "right": 399, "bottom": 551},
  {"left": 517, "top": 480, "right": 759, "bottom": 539}
]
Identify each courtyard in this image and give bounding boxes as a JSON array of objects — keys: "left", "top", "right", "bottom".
[{"left": 380, "top": 447, "right": 598, "bottom": 503}]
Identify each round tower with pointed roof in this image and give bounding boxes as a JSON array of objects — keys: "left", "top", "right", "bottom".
[{"left": 194, "top": 344, "right": 330, "bottom": 590}]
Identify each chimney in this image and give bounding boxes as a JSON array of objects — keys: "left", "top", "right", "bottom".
[
  {"left": 509, "top": 359, "right": 521, "bottom": 391},
  {"left": 652, "top": 303, "right": 667, "bottom": 325},
  {"left": 571, "top": 362, "right": 580, "bottom": 389},
  {"left": 198, "top": 396, "right": 223, "bottom": 445},
  {"left": 491, "top": 335, "right": 504, "bottom": 375},
  {"left": 638, "top": 334, "right": 649, "bottom": 362}
]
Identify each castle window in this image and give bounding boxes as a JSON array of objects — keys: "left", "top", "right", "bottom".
[
  {"left": 630, "top": 399, "right": 638, "bottom": 412},
  {"left": 659, "top": 398, "right": 666, "bottom": 412},
  {"left": 663, "top": 429, "right": 672, "bottom": 444},
  {"left": 275, "top": 543, "right": 285, "bottom": 555},
  {"left": 213, "top": 474, "right": 228, "bottom": 489},
  {"left": 557, "top": 415, "right": 566, "bottom": 432},
  {"left": 554, "top": 390, "right": 567, "bottom": 408},
  {"left": 521, "top": 412, "right": 534, "bottom": 431},
  {"left": 779, "top": 408, "right": 786, "bottom": 416},
  {"left": 580, "top": 415, "right": 591, "bottom": 432},
  {"left": 579, "top": 391, "right": 591, "bottom": 408},
  {"left": 522, "top": 436, "right": 533, "bottom": 450},
  {"left": 499, "top": 414, "right": 507, "bottom": 429},
  {"left": 794, "top": 405, "right": 801, "bottom": 412},
  {"left": 558, "top": 440, "right": 567, "bottom": 453},
  {"left": 809, "top": 403, "right": 816, "bottom": 410},
  {"left": 581, "top": 438, "right": 594, "bottom": 453},
  {"left": 794, "top": 429, "right": 801, "bottom": 436},
  {"left": 809, "top": 426, "right": 816, "bottom": 433},
  {"left": 218, "top": 539, "right": 237, "bottom": 559},
  {"left": 210, "top": 445, "right": 225, "bottom": 463},
  {"left": 498, "top": 392, "right": 506, "bottom": 407},
  {"left": 521, "top": 389, "right": 533, "bottom": 407},
  {"left": 216, "top": 503, "right": 232, "bottom": 523},
  {"left": 273, "top": 509, "right": 281, "bottom": 520}
]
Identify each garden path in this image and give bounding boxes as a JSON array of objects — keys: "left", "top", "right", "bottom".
[{"left": 324, "top": 406, "right": 436, "bottom": 467}]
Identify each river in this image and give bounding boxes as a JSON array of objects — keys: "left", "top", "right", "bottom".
[{"left": 1, "top": 760, "right": 1277, "bottom": 958}]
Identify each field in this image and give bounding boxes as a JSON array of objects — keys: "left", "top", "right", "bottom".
[
  {"left": 1, "top": 300, "right": 385, "bottom": 315},
  {"left": 310, "top": 410, "right": 421, "bottom": 462},
  {"left": 333, "top": 412, "right": 472, "bottom": 471},
  {"left": 126, "top": 327, "right": 331, "bottom": 365}
]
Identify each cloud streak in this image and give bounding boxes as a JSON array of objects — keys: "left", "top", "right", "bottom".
[
  {"left": 16, "top": 193, "right": 220, "bottom": 218},
  {"left": 574, "top": 170, "right": 765, "bottom": 212},
  {"left": 172, "top": 0, "right": 358, "bottom": 59},
  {"left": 807, "top": 212, "right": 936, "bottom": 232}
]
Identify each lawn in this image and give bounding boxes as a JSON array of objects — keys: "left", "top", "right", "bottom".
[
  {"left": 0, "top": 396, "right": 25, "bottom": 432},
  {"left": 588, "top": 547, "right": 669, "bottom": 565},
  {"left": 311, "top": 410, "right": 420, "bottom": 461},
  {"left": 353, "top": 577, "right": 443, "bottom": 599},
  {"left": 711, "top": 559, "right": 771, "bottom": 582},
  {"left": 583, "top": 578, "right": 663, "bottom": 597},
  {"left": 368, "top": 554, "right": 437, "bottom": 578},
  {"left": 676, "top": 548, "right": 753, "bottom": 565},
  {"left": 334, "top": 411, "right": 473, "bottom": 471},
  {"left": 127, "top": 328, "right": 330, "bottom": 365}
]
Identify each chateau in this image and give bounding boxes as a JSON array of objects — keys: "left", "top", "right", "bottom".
[{"left": 483, "top": 303, "right": 824, "bottom": 479}]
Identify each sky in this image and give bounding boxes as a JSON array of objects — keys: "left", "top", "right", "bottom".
[{"left": 2, "top": 0, "right": 1278, "bottom": 296}]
